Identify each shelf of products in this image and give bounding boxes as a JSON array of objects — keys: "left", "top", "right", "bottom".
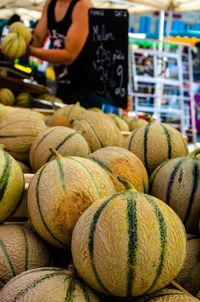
[{"left": 128, "top": 38, "right": 197, "bottom": 143}]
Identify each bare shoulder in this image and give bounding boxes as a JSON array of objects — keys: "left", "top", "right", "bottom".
[{"left": 75, "top": 0, "right": 94, "bottom": 10}]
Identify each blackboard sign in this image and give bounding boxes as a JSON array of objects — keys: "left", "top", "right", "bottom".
[{"left": 88, "top": 8, "right": 129, "bottom": 109}]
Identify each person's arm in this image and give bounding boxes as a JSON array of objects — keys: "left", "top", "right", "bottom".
[
  {"left": 28, "top": 0, "right": 93, "bottom": 65},
  {"left": 30, "top": 0, "right": 50, "bottom": 47}
]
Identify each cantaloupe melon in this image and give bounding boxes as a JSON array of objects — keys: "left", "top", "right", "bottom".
[
  {"left": 89, "top": 146, "right": 148, "bottom": 193},
  {"left": 135, "top": 288, "right": 199, "bottom": 301},
  {"left": 15, "top": 92, "right": 33, "bottom": 108},
  {"left": 123, "top": 117, "right": 189, "bottom": 175},
  {"left": 9, "top": 21, "right": 32, "bottom": 43},
  {"left": 0, "top": 147, "right": 24, "bottom": 223},
  {"left": 175, "top": 234, "right": 200, "bottom": 296},
  {"left": 0, "top": 224, "right": 52, "bottom": 287},
  {"left": 0, "top": 267, "right": 100, "bottom": 301},
  {"left": 0, "top": 110, "right": 47, "bottom": 163},
  {"left": 29, "top": 126, "right": 91, "bottom": 171},
  {"left": 73, "top": 112, "right": 124, "bottom": 152},
  {"left": 0, "top": 88, "right": 15, "bottom": 106},
  {"left": 1, "top": 32, "right": 26, "bottom": 58},
  {"left": 129, "top": 118, "right": 148, "bottom": 131},
  {"left": 149, "top": 148, "right": 200, "bottom": 234},
  {"left": 107, "top": 113, "right": 129, "bottom": 131},
  {"left": 27, "top": 152, "right": 116, "bottom": 248},
  {"left": 49, "top": 102, "right": 87, "bottom": 127},
  {"left": 72, "top": 190, "right": 186, "bottom": 297}
]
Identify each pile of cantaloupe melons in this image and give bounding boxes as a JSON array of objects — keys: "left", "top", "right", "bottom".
[{"left": 0, "top": 102, "right": 200, "bottom": 301}]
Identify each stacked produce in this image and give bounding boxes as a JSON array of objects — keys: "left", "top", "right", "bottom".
[
  {"left": 1, "top": 22, "right": 32, "bottom": 58},
  {"left": 0, "top": 102, "right": 199, "bottom": 301}
]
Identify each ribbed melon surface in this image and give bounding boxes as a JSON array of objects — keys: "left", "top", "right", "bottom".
[
  {"left": 0, "top": 110, "right": 47, "bottom": 163},
  {"left": 72, "top": 191, "right": 186, "bottom": 297},
  {"left": 123, "top": 122, "right": 189, "bottom": 175},
  {"left": 0, "top": 267, "right": 100, "bottom": 302},
  {"left": 49, "top": 102, "right": 87, "bottom": 127},
  {"left": 135, "top": 288, "right": 199, "bottom": 301},
  {"left": 175, "top": 234, "right": 200, "bottom": 296},
  {"left": 27, "top": 155, "right": 116, "bottom": 248},
  {"left": 89, "top": 146, "right": 148, "bottom": 193},
  {"left": 0, "top": 147, "right": 24, "bottom": 223},
  {"left": 0, "top": 224, "right": 52, "bottom": 287},
  {"left": 73, "top": 112, "right": 124, "bottom": 152},
  {"left": 29, "top": 126, "right": 91, "bottom": 171},
  {"left": 149, "top": 153, "right": 200, "bottom": 234}
]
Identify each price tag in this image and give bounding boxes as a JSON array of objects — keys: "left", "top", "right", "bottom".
[{"left": 89, "top": 8, "right": 129, "bottom": 109}]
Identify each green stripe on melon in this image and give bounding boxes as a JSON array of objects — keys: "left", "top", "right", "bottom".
[
  {"left": 136, "top": 288, "right": 199, "bottom": 301},
  {"left": 89, "top": 146, "right": 149, "bottom": 193},
  {"left": 149, "top": 149, "right": 200, "bottom": 234},
  {"left": 0, "top": 224, "right": 52, "bottom": 287},
  {"left": 27, "top": 154, "right": 116, "bottom": 248},
  {"left": 0, "top": 267, "right": 100, "bottom": 302},
  {"left": 72, "top": 190, "right": 186, "bottom": 297},
  {"left": 29, "top": 126, "right": 90, "bottom": 171},
  {"left": 0, "top": 148, "right": 24, "bottom": 223},
  {"left": 124, "top": 121, "right": 189, "bottom": 175}
]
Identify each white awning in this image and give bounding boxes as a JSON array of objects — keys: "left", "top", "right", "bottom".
[{"left": 0, "top": 0, "right": 199, "bottom": 20}]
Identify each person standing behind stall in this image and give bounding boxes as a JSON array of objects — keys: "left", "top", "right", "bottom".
[{"left": 27, "top": 0, "right": 96, "bottom": 108}]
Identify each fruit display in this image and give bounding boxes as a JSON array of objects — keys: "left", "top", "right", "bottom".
[{"left": 0, "top": 100, "right": 199, "bottom": 301}]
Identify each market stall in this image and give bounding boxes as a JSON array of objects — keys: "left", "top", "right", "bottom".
[{"left": 0, "top": 1, "right": 200, "bottom": 301}]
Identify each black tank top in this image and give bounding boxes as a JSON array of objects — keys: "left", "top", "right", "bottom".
[{"left": 47, "top": 0, "right": 90, "bottom": 91}]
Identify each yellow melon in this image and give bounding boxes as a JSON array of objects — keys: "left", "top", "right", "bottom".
[
  {"left": 27, "top": 152, "right": 116, "bottom": 248},
  {"left": 9, "top": 21, "right": 32, "bottom": 43},
  {"left": 72, "top": 190, "right": 186, "bottom": 297},
  {"left": 0, "top": 267, "right": 100, "bottom": 301},
  {"left": 0, "top": 224, "right": 52, "bottom": 288},
  {"left": 89, "top": 146, "right": 148, "bottom": 193},
  {"left": 29, "top": 126, "right": 91, "bottom": 171},
  {"left": 1, "top": 32, "right": 26, "bottom": 58}
]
